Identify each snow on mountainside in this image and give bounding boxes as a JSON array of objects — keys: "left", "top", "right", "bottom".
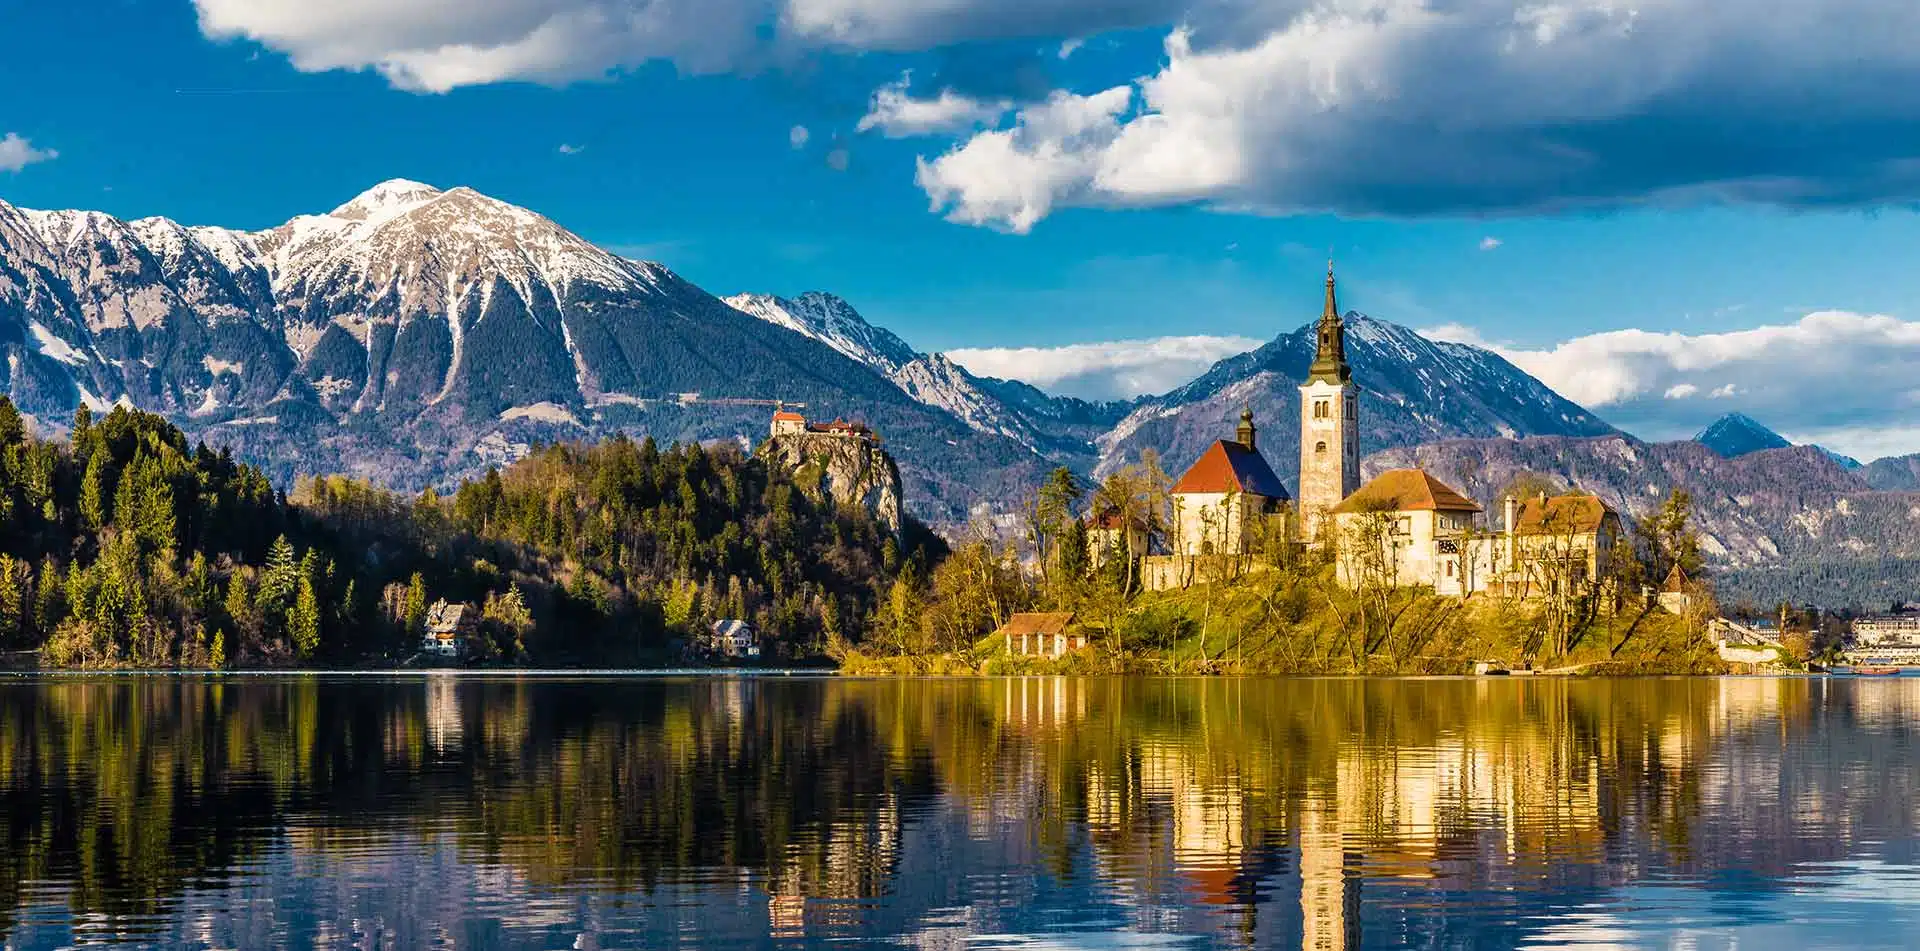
[
  {"left": 1097, "top": 313, "right": 1618, "bottom": 485},
  {"left": 723, "top": 291, "right": 1117, "bottom": 457},
  {"left": 724, "top": 292, "right": 919, "bottom": 374},
  {"left": 0, "top": 181, "right": 1050, "bottom": 521}
]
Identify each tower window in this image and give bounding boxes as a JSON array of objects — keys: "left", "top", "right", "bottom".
[
  {"left": 1315, "top": 441, "right": 1327, "bottom": 453},
  {"left": 1314, "top": 400, "right": 1329, "bottom": 419}
]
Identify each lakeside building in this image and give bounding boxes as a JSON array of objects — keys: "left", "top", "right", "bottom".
[
  {"left": 998, "top": 612, "right": 1084, "bottom": 658},
  {"left": 422, "top": 600, "right": 476, "bottom": 658},
  {"left": 1127, "top": 264, "right": 1627, "bottom": 606},
  {"left": 710, "top": 619, "right": 760, "bottom": 659}
]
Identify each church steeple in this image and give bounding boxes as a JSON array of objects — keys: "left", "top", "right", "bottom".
[
  {"left": 1307, "top": 260, "right": 1352, "bottom": 385},
  {"left": 1237, "top": 406, "right": 1257, "bottom": 451}
]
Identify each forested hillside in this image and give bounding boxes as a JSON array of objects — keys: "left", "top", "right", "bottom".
[{"left": 0, "top": 399, "right": 933, "bottom": 668}]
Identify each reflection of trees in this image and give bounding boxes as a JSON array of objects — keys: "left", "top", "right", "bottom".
[{"left": 4, "top": 677, "right": 1920, "bottom": 946}]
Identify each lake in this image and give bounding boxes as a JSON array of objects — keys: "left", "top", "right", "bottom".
[{"left": 2, "top": 675, "right": 1918, "bottom": 950}]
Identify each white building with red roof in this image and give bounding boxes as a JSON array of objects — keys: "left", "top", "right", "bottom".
[
  {"left": 1168, "top": 407, "right": 1292, "bottom": 559},
  {"left": 1144, "top": 408, "right": 1292, "bottom": 590}
]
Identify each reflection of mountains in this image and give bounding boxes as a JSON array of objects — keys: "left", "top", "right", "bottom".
[{"left": 2, "top": 678, "right": 1918, "bottom": 948}]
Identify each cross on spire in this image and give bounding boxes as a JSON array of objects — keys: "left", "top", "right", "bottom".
[{"left": 1307, "top": 262, "right": 1352, "bottom": 384}]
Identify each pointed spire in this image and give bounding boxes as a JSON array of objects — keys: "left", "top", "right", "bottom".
[
  {"left": 1307, "top": 261, "right": 1352, "bottom": 385},
  {"left": 1324, "top": 257, "right": 1340, "bottom": 322}
]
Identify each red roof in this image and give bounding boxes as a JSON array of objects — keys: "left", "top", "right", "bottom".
[
  {"left": 1332, "top": 469, "right": 1481, "bottom": 514},
  {"left": 1171, "top": 440, "right": 1291, "bottom": 500},
  {"left": 772, "top": 410, "right": 804, "bottom": 422}
]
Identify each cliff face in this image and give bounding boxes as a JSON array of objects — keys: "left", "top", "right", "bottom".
[{"left": 759, "top": 433, "right": 903, "bottom": 534}]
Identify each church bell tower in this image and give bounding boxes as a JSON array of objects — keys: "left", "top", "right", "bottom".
[{"left": 1298, "top": 262, "right": 1361, "bottom": 538}]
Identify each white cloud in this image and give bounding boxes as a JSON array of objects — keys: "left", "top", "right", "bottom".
[
  {"left": 0, "top": 133, "right": 57, "bottom": 173},
  {"left": 789, "top": 124, "right": 810, "bottom": 148},
  {"left": 1479, "top": 236, "right": 1502, "bottom": 251},
  {"left": 916, "top": 86, "right": 1135, "bottom": 232},
  {"left": 947, "top": 334, "right": 1260, "bottom": 401},
  {"left": 190, "top": 1, "right": 1920, "bottom": 223},
  {"left": 558, "top": 142, "right": 585, "bottom": 154},
  {"left": 916, "top": 0, "right": 1920, "bottom": 229},
  {"left": 188, "top": 0, "right": 1178, "bottom": 91},
  {"left": 191, "top": 0, "right": 769, "bottom": 91},
  {"left": 857, "top": 74, "right": 1010, "bottom": 138},
  {"left": 1453, "top": 310, "right": 1920, "bottom": 460}
]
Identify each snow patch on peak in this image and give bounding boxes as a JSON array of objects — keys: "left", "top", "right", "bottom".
[
  {"left": 724, "top": 291, "right": 918, "bottom": 375},
  {"left": 330, "top": 180, "right": 444, "bottom": 223}
]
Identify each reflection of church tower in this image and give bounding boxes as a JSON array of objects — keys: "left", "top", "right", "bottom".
[
  {"left": 1298, "top": 263, "right": 1361, "bottom": 539},
  {"left": 1298, "top": 802, "right": 1361, "bottom": 951}
]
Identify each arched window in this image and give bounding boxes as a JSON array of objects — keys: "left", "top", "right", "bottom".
[
  {"left": 1313, "top": 400, "right": 1329, "bottom": 419},
  {"left": 1315, "top": 441, "right": 1327, "bottom": 453}
]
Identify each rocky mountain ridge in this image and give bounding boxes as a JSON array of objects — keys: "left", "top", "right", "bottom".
[
  {"left": 1095, "top": 313, "right": 1619, "bottom": 485},
  {"left": 723, "top": 290, "right": 1129, "bottom": 458},
  {"left": 0, "top": 181, "right": 1047, "bottom": 520}
]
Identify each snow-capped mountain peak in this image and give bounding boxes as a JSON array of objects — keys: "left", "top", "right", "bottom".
[
  {"left": 328, "top": 179, "right": 446, "bottom": 224},
  {"left": 723, "top": 291, "right": 920, "bottom": 375}
]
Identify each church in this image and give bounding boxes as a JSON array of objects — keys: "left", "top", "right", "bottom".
[{"left": 1140, "top": 265, "right": 1618, "bottom": 599}]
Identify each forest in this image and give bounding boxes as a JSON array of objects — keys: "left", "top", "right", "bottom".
[{"left": 0, "top": 400, "right": 934, "bottom": 668}]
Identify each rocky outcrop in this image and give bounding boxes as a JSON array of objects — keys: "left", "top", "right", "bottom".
[{"left": 759, "top": 432, "right": 903, "bottom": 535}]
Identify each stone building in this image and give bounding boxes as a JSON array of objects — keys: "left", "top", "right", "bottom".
[{"left": 1298, "top": 263, "right": 1361, "bottom": 540}]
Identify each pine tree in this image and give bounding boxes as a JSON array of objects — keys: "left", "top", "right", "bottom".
[
  {"left": 0, "top": 555, "right": 22, "bottom": 646},
  {"left": 403, "top": 573, "right": 428, "bottom": 636},
  {"left": 224, "top": 572, "right": 254, "bottom": 645},
  {"left": 80, "top": 450, "right": 110, "bottom": 531},
  {"left": 258, "top": 535, "right": 298, "bottom": 623},
  {"left": 291, "top": 574, "right": 321, "bottom": 658}
]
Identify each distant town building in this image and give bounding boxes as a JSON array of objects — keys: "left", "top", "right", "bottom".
[
  {"left": 998, "top": 612, "right": 1084, "bottom": 658},
  {"left": 1851, "top": 614, "right": 1920, "bottom": 646},
  {"left": 710, "top": 619, "right": 760, "bottom": 659},
  {"left": 423, "top": 600, "right": 477, "bottom": 658}
]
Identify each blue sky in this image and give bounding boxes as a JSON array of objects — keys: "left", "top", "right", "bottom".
[{"left": 6, "top": 0, "right": 1920, "bottom": 454}]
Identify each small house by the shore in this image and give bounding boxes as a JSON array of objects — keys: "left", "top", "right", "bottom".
[
  {"left": 711, "top": 619, "right": 760, "bottom": 659},
  {"left": 998, "top": 612, "right": 1084, "bottom": 658},
  {"left": 423, "top": 600, "right": 477, "bottom": 658}
]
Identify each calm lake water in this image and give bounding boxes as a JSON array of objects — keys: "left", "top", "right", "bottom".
[{"left": 2, "top": 675, "right": 1919, "bottom": 950}]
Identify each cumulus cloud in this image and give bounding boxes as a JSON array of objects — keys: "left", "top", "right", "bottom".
[
  {"left": 192, "top": 1, "right": 1920, "bottom": 224},
  {"left": 189, "top": 0, "right": 1178, "bottom": 91},
  {"left": 0, "top": 133, "right": 56, "bottom": 173},
  {"left": 557, "top": 142, "right": 585, "bottom": 154},
  {"left": 191, "top": 0, "right": 770, "bottom": 91},
  {"left": 947, "top": 334, "right": 1260, "bottom": 401},
  {"left": 1438, "top": 311, "right": 1920, "bottom": 460},
  {"left": 857, "top": 74, "right": 1010, "bottom": 138},
  {"left": 1479, "top": 236, "right": 1502, "bottom": 251},
  {"left": 916, "top": 0, "right": 1920, "bottom": 229},
  {"left": 916, "top": 86, "right": 1135, "bottom": 232}
]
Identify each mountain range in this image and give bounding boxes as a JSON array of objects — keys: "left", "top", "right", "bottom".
[{"left": 4, "top": 180, "right": 1919, "bottom": 605}]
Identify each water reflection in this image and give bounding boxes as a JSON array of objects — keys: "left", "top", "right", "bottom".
[{"left": 1, "top": 676, "right": 1918, "bottom": 949}]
